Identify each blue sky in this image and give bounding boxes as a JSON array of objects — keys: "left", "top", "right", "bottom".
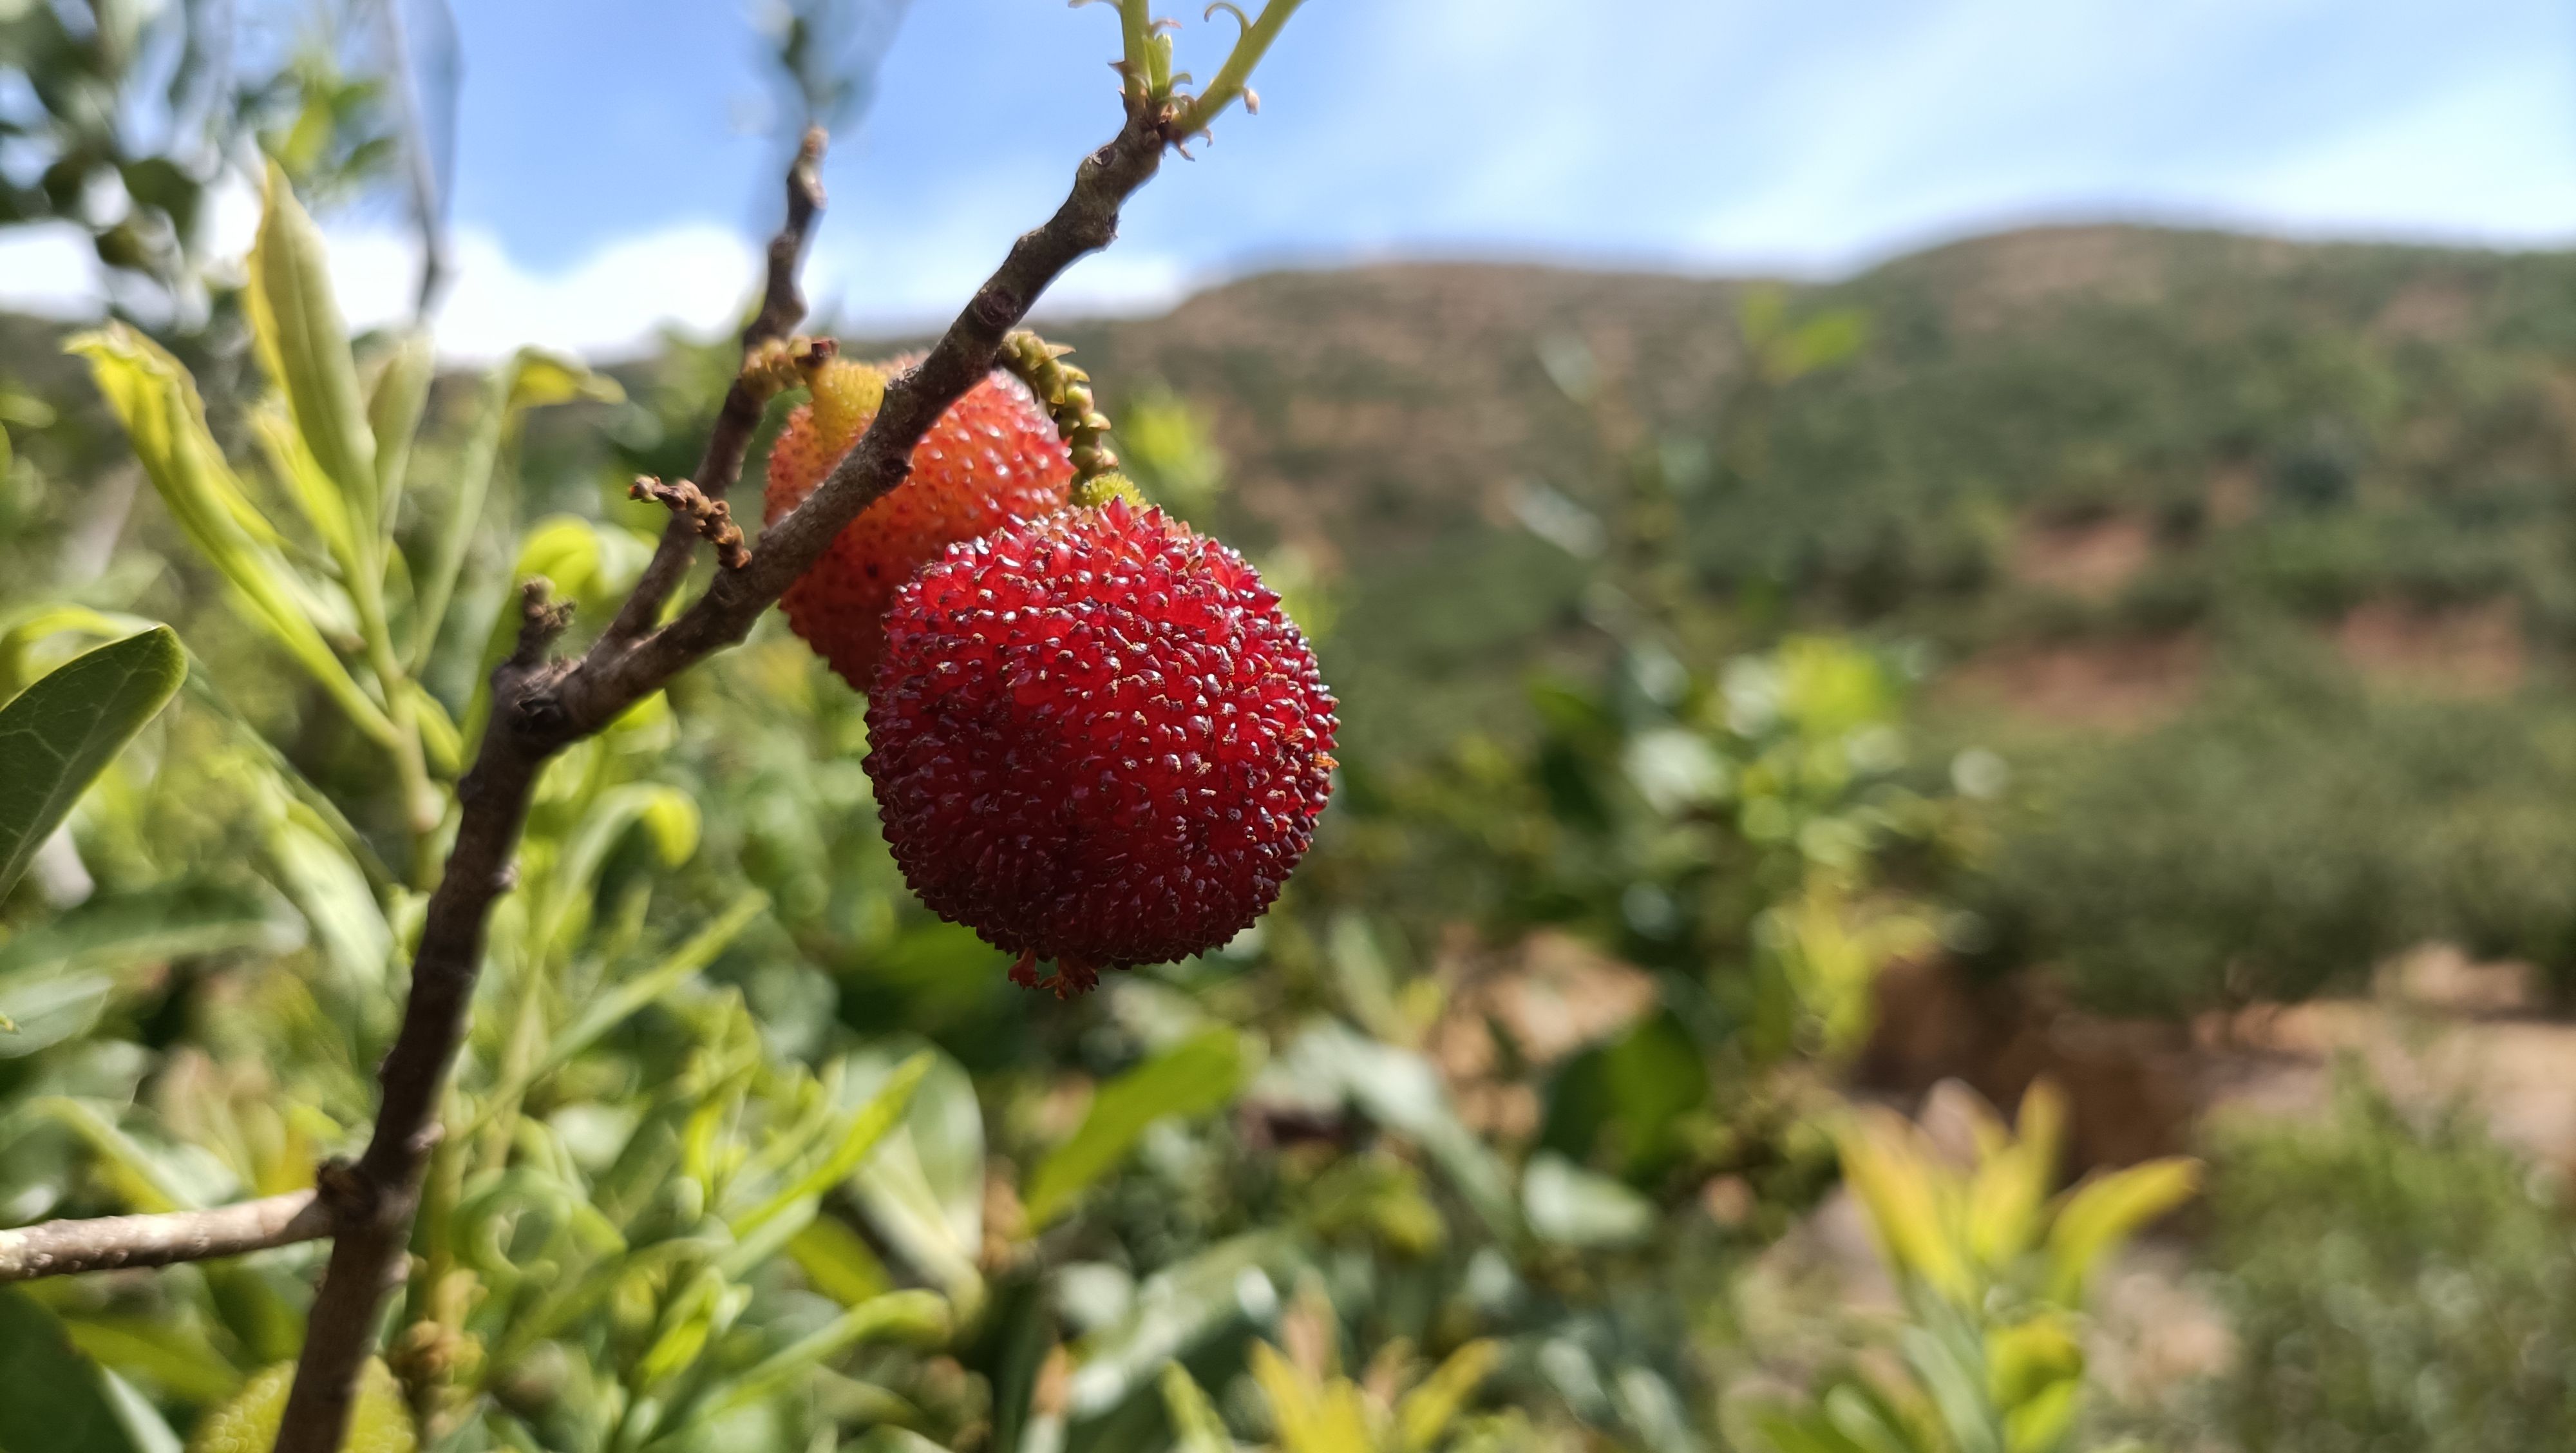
[{"left": 10, "top": 0, "right": 2575, "bottom": 357}]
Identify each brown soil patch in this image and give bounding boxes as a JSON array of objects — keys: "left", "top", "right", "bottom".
[
  {"left": 1427, "top": 928, "right": 1659, "bottom": 1141},
  {"left": 1940, "top": 633, "right": 2204, "bottom": 728},
  {"left": 2372, "top": 280, "right": 2478, "bottom": 343},
  {"left": 2335, "top": 597, "right": 2524, "bottom": 696},
  {"left": 2009, "top": 511, "right": 2155, "bottom": 599},
  {"left": 2204, "top": 460, "right": 2260, "bottom": 528}
]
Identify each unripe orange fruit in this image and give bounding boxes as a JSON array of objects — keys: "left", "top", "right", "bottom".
[{"left": 764, "top": 358, "right": 1075, "bottom": 688}]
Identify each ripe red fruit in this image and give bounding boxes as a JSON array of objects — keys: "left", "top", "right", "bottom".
[
  {"left": 864, "top": 499, "right": 1338, "bottom": 995},
  {"left": 766, "top": 358, "right": 1075, "bottom": 688}
]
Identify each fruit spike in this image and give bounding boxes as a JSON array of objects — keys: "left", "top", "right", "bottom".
[
  {"left": 864, "top": 499, "right": 1338, "bottom": 995},
  {"left": 764, "top": 356, "right": 1075, "bottom": 688}
]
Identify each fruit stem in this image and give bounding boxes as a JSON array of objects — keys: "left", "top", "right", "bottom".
[
  {"left": 999, "top": 330, "right": 1122, "bottom": 486},
  {"left": 1171, "top": 0, "right": 1301, "bottom": 136}
]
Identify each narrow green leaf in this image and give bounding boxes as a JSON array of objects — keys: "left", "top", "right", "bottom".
[
  {"left": 0, "top": 1287, "right": 154, "bottom": 1453},
  {"left": 0, "top": 422, "right": 12, "bottom": 479},
  {"left": 367, "top": 329, "right": 436, "bottom": 533},
  {"left": 2041, "top": 1157, "right": 2199, "bottom": 1306},
  {"left": 1159, "top": 1362, "right": 1235, "bottom": 1453},
  {"left": 731, "top": 1051, "right": 931, "bottom": 1239},
  {"left": 684, "top": 1290, "right": 948, "bottom": 1425},
  {"left": 788, "top": 1217, "right": 895, "bottom": 1307},
  {"left": 0, "top": 627, "right": 184, "bottom": 900},
  {"left": 248, "top": 401, "right": 352, "bottom": 564},
  {"left": 67, "top": 328, "right": 395, "bottom": 745},
  {"left": 1025, "top": 1027, "right": 1247, "bottom": 1227},
  {"left": 467, "top": 892, "right": 767, "bottom": 1137},
  {"left": 1398, "top": 1339, "right": 1499, "bottom": 1452},
  {"left": 1066, "top": 1231, "right": 1293, "bottom": 1420},
  {"left": 247, "top": 162, "right": 376, "bottom": 540},
  {"left": 65, "top": 1318, "right": 244, "bottom": 1405}
]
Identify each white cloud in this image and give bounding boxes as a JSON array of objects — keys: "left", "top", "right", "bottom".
[
  {"left": 0, "top": 223, "right": 107, "bottom": 318},
  {"left": 6, "top": 167, "right": 1191, "bottom": 364}
]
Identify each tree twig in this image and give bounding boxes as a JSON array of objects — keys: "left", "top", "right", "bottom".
[
  {"left": 630, "top": 477, "right": 751, "bottom": 569},
  {"left": 602, "top": 126, "right": 829, "bottom": 645},
  {"left": 0, "top": 1191, "right": 332, "bottom": 1282}
]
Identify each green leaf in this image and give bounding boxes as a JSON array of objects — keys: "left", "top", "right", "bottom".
[
  {"left": 0, "top": 1287, "right": 155, "bottom": 1453},
  {"left": 1520, "top": 1151, "right": 1656, "bottom": 1249},
  {"left": 66, "top": 328, "right": 395, "bottom": 745},
  {"left": 730, "top": 1050, "right": 931, "bottom": 1239},
  {"left": 366, "top": 329, "right": 435, "bottom": 533},
  {"left": 65, "top": 1318, "right": 244, "bottom": 1405},
  {"left": 1398, "top": 1339, "right": 1499, "bottom": 1452},
  {"left": 246, "top": 162, "right": 377, "bottom": 540},
  {"left": 0, "top": 626, "right": 184, "bottom": 900},
  {"left": 265, "top": 810, "right": 392, "bottom": 992},
  {"left": 2041, "top": 1157, "right": 2199, "bottom": 1306},
  {"left": 471, "top": 892, "right": 767, "bottom": 1136},
  {"left": 0, "top": 881, "right": 296, "bottom": 1057},
  {"left": 683, "top": 1290, "right": 948, "bottom": 1425},
  {"left": 842, "top": 1043, "right": 986, "bottom": 1297},
  {"left": 1276, "top": 1023, "right": 1520, "bottom": 1240},
  {"left": 1065, "top": 1230, "right": 1293, "bottom": 1420},
  {"left": 788, "top": 1217, "right": 895, "bottom": 1307},
  {"left": 1024, "top": 1027, "right": 1247, "bottom": 1227},
  {"left": 0, "top": 422, "right": 12, "bottom": 479},
  {"left": 1159, "top": 1362, "right": 1234, "bottom": 1453}
]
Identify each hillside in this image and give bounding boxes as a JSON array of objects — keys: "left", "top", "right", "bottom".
[{"left": 1037, "top": 228, "right": 2576, "bottom": 759}]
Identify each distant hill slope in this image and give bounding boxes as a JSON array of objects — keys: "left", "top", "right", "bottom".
[{"left": 1042, "top": 227, "right": 2576, "bottom": 757}]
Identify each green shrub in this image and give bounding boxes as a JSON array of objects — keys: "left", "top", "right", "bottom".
[{"left": 2188, "top": 1074, "right": 2576, "bottom": 1452}]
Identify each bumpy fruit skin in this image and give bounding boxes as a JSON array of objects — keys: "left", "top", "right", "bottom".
[
  {"left": 865, "top": 499, "right": 1337, "bottom": 994},
  {"left": 189, "top": 1360, "right": 419, "bottom": 1453},
  {"left": 766, "top": 359, "right": 1074, "bottom": 688}
]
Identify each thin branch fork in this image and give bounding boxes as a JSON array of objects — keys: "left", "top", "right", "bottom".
[{"left": 601, "top": 125, "right": 829, "bottom": 645}]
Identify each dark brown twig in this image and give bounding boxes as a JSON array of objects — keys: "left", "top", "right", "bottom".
[
  {"left": 0, "top": 1191, "right": 332, "bottom": 1281},
  {"left": 270, "top": 591, "right": 562, "bottom": 1453},
  {"left": 630, "top": 477, "right": 750, "bottom": 569},
  {"left": 602, "top": 126, "right": 828, "bottom": 645},
  {"left": 267, "top": 99, "right": 1171, "bottom": 1453}
]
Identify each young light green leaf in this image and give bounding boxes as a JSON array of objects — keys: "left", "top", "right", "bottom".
[
  {"left": 65, "top": 1318, "right": 244, "bottom": 1405},
  {"left": 1399, "top": 1339, "right": 1500, "bottom": 1451},
  {"left": 246, "top": 161, "right": 377, "bottom": 539},
  {"left": 67, "top": 328, "right": 395, "bottom": 745},
  {"left": 0, "top": 627, "right": 184, "bottom": 900},
  {"left": 2041, "top": 1157, "right": 2199, "bottom": 1306},
  {"left": 367, "top": 329, "right": 436, "bottom": 533},
  {"left": 1025, "top": 1027, "right": 1247, "bottom": 1228},
  {"left": 788, "top": 1217, "right": 895, "bottom": 1307},
  {"left": 249, "top": 401, "right": 353, "bottom": 564},
  {"left": 1159, "top": 1362, "right": 1235, "bottom": 1453}
]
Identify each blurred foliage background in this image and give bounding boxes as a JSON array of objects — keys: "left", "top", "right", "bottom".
[{"left": 10, "top": 5, "right": 2576, "bottom": 1452}]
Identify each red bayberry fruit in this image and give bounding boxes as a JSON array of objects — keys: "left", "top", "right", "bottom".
[
  {"left": 864, "top": 499, "right": 1338, "bottom": 995},
  {"left": 766, "top": 357, "right": 1075, "bottom": 687}
]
